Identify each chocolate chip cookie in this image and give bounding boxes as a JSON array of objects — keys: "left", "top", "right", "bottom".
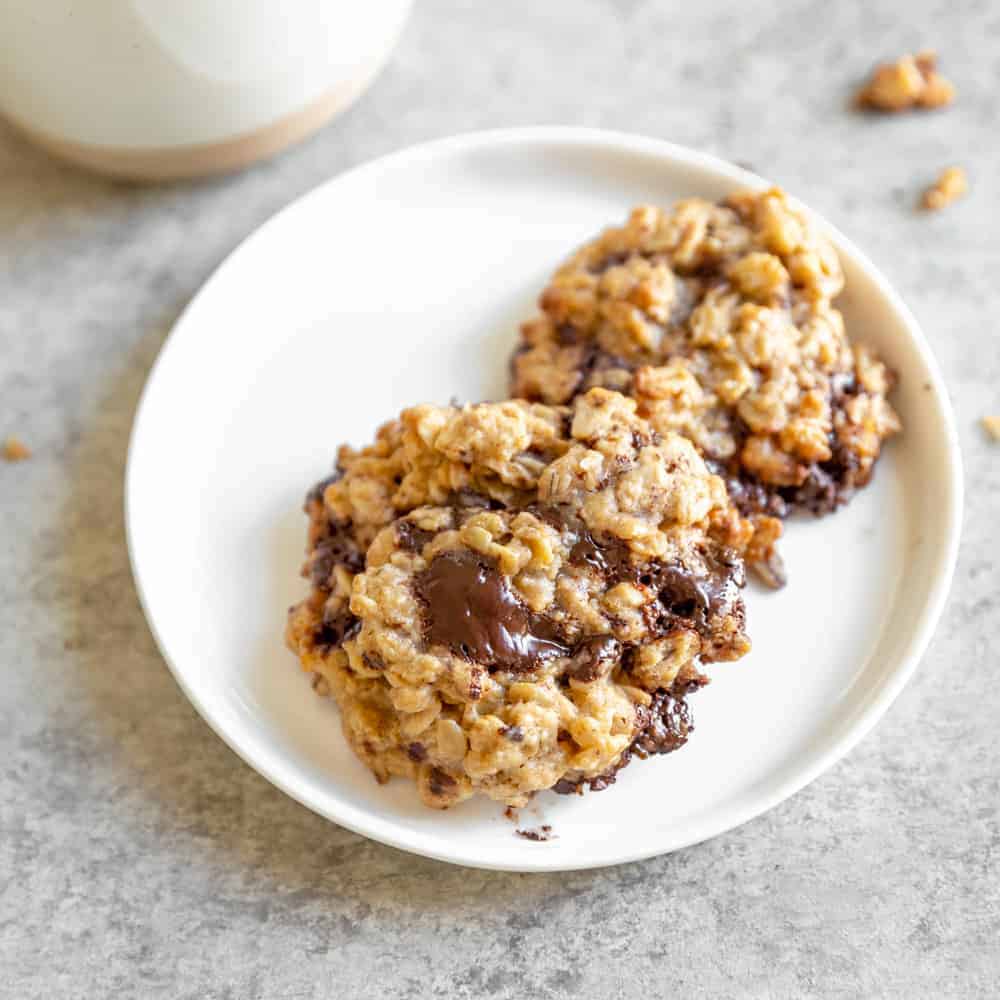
[
  {"left": 510, "top": 188, "right": 901, "bottom": 584},
  {"left": 286, "top": 389, "right": 752, "bottom": 807}
]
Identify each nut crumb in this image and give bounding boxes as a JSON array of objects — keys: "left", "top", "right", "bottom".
[
  {"left": 982, "top": 416, "right": 1000, "bottom": 441},
  {"left": 515, "top": 825, "right": 555, "bottom": 842},
  {"left": 856, "top": 50, "right": 955, "bottom": 112},
  {"left": 922, "top": 167, "right": 967, "bottom": 211},
  {"left": 2, "top": 436, "right": 31, "bottom": 462}
]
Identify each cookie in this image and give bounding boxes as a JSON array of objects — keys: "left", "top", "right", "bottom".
[
  {"left": 286, "top": 389, "right": 752, "bottom": 807},
  {"left": 510, "top": 188, "right": 901, "bottom": 584}
]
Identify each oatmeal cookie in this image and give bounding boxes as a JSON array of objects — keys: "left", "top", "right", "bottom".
[
  {"left": 510, "top": 188, "right": 901, "bottom": 567},
  {"left": 286, "top": 389, "right": 751, "bottom": 808}
]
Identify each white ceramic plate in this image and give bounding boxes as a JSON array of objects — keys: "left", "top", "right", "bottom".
[{"left": 126, "top": 128, "right": 962, "bottom": 871}]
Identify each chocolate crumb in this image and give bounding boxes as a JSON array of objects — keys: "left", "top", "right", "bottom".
[
  {"left": 552, "top": 778, "right": 581, "bottom": 796},
  {"left": 515, "top": 825, "right": 555, "bottom": 842}
]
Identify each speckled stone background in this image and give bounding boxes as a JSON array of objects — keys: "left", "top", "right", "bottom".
[{"left": 2, "top": 1, "right": 998, "bottom": 997}]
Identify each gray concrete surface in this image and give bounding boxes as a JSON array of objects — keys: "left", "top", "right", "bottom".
[{"left": 1, "top": 1, "right": 998, "bottom": 997}]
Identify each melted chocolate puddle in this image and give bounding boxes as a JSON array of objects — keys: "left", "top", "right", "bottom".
[{"left": 414, "top": 550, "right": 569, "bottom": 673}]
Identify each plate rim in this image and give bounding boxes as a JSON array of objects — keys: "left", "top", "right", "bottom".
[{"left": 125, "top": 125, "right": 964, "bottom": 872}]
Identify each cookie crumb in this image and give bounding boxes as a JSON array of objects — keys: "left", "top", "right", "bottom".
[
  {"left": 2, "top": 436, "right": 31, "bottom": 462},
  {"left": 856, "top": 50, "right": 955, "bottom": 112},
  {"left": 982, "top": 416, "right": 1000, "bottom": 441},
  {"left": 515, "top": 825, "right": 554, "bottom": 842},
  {"left": 503, "top": 806, "right": 518, "bottom": 822},
  {"left": 922, "top": 166, "right": 967, "bottom": 211}
]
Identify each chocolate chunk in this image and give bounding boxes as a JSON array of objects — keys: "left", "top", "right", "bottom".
[
  {"left": 706, "top": 458, "right": 788, "bottom": 519},
  {"left": 557, "top": 505, "right": 744, "bottom": 643},
  {"left": 644, "top": 565, "right": 720, "bottom": 631},
  {"left": 566, "top": 636, "right": 620, "bottom": 683},
  {"left": 569, "top": 530, "right": 610, "bottom": 573},
  {"left": 779, "top": 437, "right": 863, "bottom": 515},
  {"left": 709, "top": 371, "right": 878, "bottom": 520},
  {"left": 428, "top": 767, "right": 457, "bottom": 797},
  {"left": 309, "top": 522, "right": 365, "bottom": 586},
  {"left": 406, "top": 742, "right": 427, "bottom": 762},
  {"left": 313, "top": 608, "right": 360, "bottom": 651},
  {"left": 500, "top": 725, "right": 524, "bottom": 742},
  {"left": 552, "top": 677, "right": 702, "bottom": 795},
  {"left": 396, "top": 520, "right": 435, "bottom": 553},
  {"left": 414, "top": 550, "right": 569, "bottom": 673},
  {"left": 639, "top": 552, "right": 745, "bottom": 639},
  {"left": 524, "top": 502, "right": 570, "bottom": 532},
  {"left": 630, "top": 685, "right": 699, "bottom": 759},
  {"left": 552, "top": 778, "right": 580, "bottom": 796},
  {"left": 564, "top": 506, "right": 743, "bottom": 641}
]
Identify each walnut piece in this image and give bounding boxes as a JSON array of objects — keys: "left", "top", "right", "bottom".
[
  {"left": 922, "top": 166, "right": 967, "bottom": 211},
  {"left": 856, "top": 50, "right": 955, "bottom": 112},
  {"left": 2, "top": 436, "right": 31, "bottom": 462}
]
